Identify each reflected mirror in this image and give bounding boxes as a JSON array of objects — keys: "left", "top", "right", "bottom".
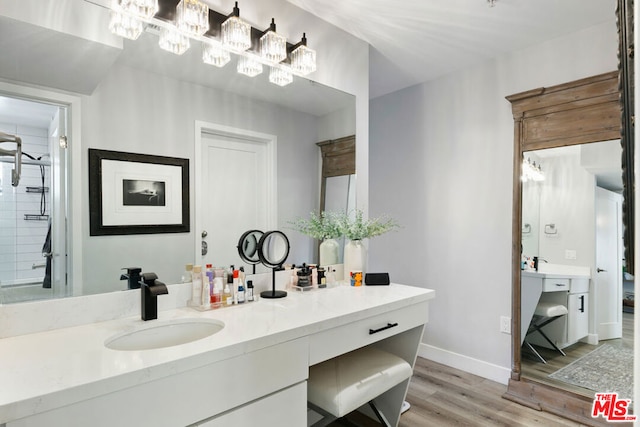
[
  {"left": 520, "top": 140, "right": 633, "bottom": 402},
  {"left": 237, "top": 230, "right": 264, "bottom": 273},
  {"left": 0, "top": 3, "right": 355, "bottom": 303},
  {"left": 317, "top": 135, "right": 355, "bottom": 263}
]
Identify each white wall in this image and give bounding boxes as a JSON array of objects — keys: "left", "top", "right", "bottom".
[
  {"left": 369, "top": 20, "right": 617, "bottom": 383},
  {"left": 538, "top": 152, "right": 596, "bottom": 268}
]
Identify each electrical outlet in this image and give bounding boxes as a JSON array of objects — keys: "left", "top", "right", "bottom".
[
  {"left": 565, "top": 249, "right": 577, "bottom": 260},
  {"left": 500, "top": 316, "right": 511, "bottom": 334}
]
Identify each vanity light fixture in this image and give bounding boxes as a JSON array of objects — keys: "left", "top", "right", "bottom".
[
  {"left": 158, "top": 26, "right": 190, "bottom": 55},
  {"left": 221, "top": 1, "right": 252, "bottom": 52},
  {"left": 176, "top": 0, "right": 209, "bottom": 36},
  {"left": 260, "top": 18, "right": 287, "bottom": 63},
  {"left": 108, "top": 10, "right": 144, "bottom": 40},
  {"left": 202, "top": 41, "right": 231, "bottom": 67},
  {"left": 290, "top": 33, "right": 317, "bottom": 75},
  {"left": 112, "top": 0, "right": 158, "bottom": 20},
  {"left": 106, "top": 0, "right": 318, "bottom": 85},
  {"left": 269, "top": 66, "right": 293, "bottom": 87},
  {"left": 237, "top": 56, "right": 263, "bottom": 77},
  {"left": 521, "top": 157, "right": 545, "bottom": 182}
]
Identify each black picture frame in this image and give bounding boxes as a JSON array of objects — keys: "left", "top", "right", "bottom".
[{"left": 89, "top": 149, "right": 189, "bottom": 236}]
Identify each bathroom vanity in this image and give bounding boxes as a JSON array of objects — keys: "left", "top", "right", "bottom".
[
  {"left": 521, "top": 267, "right": 590, "bottom": 349},
  {"left": 0, "top": 283, "right": 434, "bottom": 427}
]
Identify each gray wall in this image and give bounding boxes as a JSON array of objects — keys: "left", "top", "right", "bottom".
[
  {"left": 368, "top": 19, "right": 617, "bottom": 382},
  {"left": 81, "top": 64, "right": 323, "bottom": 294}
]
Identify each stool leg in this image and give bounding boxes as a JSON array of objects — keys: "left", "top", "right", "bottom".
[
  {"left": 524, "top": 340, "right": 547, "bottom": 364},
  {"left": 536, "top": 328, "right": 567, "bottom": 356},
  {"left": 368, "top": 400, "right": 391, "bottom": 427}
]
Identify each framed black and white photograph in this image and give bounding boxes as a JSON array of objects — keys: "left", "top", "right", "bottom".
[{"left": 89, "top": 149, "right": 189, "bottom": 236}]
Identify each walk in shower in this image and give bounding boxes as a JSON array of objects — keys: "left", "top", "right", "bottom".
[{"left": 0, "top": 95, "right": 68, "bottom": 304}]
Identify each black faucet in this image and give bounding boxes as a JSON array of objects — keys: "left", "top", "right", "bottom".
[
  {"left": 139, "top": 272, "right": 168, "bottom": 321},
  {"left": 120, "top": 267, "right": 142, "bottom": 289}
]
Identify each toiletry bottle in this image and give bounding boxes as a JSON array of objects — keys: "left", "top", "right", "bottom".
[
  {"left": 205, "top": 263, "right": 214, "bottom": 295},
  {"left": 182, "top": 263, "right": 194, "bottom": 283},
  {"left": 232, "top": 269, "right": 239, "bottom": 304},
  {"left": 247, "top": 280, "right": 254, "bottom": 302},
  {"left": 211, "top": 278, "right": 222, "bottom": 308},
  {"left": 191, "top": 265, "right": 202, "bottom": 306},
  {"left": 201, "top": 266, "right": 210, "bottom": 307},
  {"left": 237, "top": 276, "right": 245, "bottom": 304},
  {"left": 317, "top": 267, "right": 326, "bottom": 288},
  {"left": 222, "top": 281, "right": 232, "bottom": 306}
]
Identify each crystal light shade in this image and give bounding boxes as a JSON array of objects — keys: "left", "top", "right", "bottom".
[
  {"left": 291, "top": 44, "right": 316, "bottom": 75},
  {"left": 111, "top": 0, "right": 158, "bottom": 20},
  {"left": 176, "top": 0, "right": 209, "bottom": 37},
  {"left": 109, "top": 11, "right": 143, "bottom": 40},
  {"left": 260, "top": 19, "right": 287, "bottom": 63},
  {"left": 158, "top": 26, "right": 190, "bottom": 55},
  {"left": 221, "top": 2, "right": 251, "bottom": 52},
  {"left": 237, "top": 56, "right": 263, "bottom": 77},
  {"left": 203, "top": 42, "right": 231, "bottom": 67},
  {"left": 269, "top": 67, "right": 293, "bottom": 86}
]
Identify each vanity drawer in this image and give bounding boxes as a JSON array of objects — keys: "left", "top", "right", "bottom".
[
  {"left": 570, "top": 278, "right": 589, "bottom": 293},
  {"left": 309, "top": 301, "right": 429, "bottom": 366},
  {"left": 543, "top": 278, "right": 570, "bottom": 292}
]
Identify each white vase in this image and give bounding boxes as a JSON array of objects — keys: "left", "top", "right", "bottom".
[
  {"left": 343, "top": 239, "right": 366, "bottom": 278},
  {"left": 319, "top": 238, "right": 339, "bottom": 266}
]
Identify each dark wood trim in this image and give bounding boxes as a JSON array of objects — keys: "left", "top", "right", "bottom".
[
  {"left": 506, "top": 71, "right": 624, "bottom": 422},
  {"left": 317, "top": 135, "right": 355, "bottom": 214}
]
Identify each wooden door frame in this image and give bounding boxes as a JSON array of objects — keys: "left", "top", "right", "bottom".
[{"left": 503, "top": 71, "right": 624, "bottom": 425}]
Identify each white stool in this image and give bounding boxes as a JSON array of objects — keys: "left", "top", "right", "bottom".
[
  {"left": 308, "top": 346, "right": 413, "bottom": 427},
  {"left": 524, "top": 302, "right": 568, "bottom": 364}
]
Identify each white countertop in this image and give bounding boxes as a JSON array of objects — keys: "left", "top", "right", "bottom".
[
  {"left": 521, "top": 263, "right": 590, "bottom": 279},
  {"left": 0, "top": 283, "right": 434, "bottom": 424}
]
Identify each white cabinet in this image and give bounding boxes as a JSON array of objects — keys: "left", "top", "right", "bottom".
[
  {"left": 567, "top": 292, "right": 588, "bottom": 343},
  {"left": 7, "top": 338, "right": 308, "bottom": 427},
  {"left": 195, "top": 382, "right": 306, "bottom": 427},
  {"left": 526, "top": 275, "right": 590, "bottom": 350}
]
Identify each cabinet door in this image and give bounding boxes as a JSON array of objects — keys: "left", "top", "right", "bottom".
[
  {"left": 196, "top": 382, "right": 306, "bottom": 427},
  {"left": 568, "top": 292, "right": 589, "bottom": 343}
]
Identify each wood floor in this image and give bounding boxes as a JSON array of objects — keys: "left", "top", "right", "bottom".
[
  {"left": 325, "top": 312, "right": 634, "bottom": 426},
  {"left": 521, "top": 312, "right": 634, "bottom": 397},
  {"left": 332, "top": 357, "right": 586, "bottom": 427}
]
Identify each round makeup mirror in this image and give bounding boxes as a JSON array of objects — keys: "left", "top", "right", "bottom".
[
  {"left": 258, "top": 230, "right": 290, "bottom": 299},
  {"left": 237, "top": 230, "right": 263, "bottom": 273}
]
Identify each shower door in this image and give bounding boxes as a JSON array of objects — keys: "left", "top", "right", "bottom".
[{"left": 0, "top": 98, "right": 68, "bottom": 303}]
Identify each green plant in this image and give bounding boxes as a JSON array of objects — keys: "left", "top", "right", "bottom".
[
  {"left": 338, "top": 209, "right": 399, "bottom": 240},
  {"left": 288, "top": 211, "right": 342, "bottom": 240}
]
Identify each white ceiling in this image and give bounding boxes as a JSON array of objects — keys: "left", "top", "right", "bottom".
[{"left": 286, "top": 0, "right": 617, "bottom": 98}]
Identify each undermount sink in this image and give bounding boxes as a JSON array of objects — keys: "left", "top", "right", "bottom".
[{"left": 105, "top": 318, "right": 225, "bottom": 351}]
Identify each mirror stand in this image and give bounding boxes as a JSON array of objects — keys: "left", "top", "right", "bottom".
[{"left": 257, "top": 230, "right": 291, "bottom": 299}]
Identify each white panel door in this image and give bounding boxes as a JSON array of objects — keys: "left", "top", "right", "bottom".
[
  {"left": 595, "top": 187, "right": 623, "bottom": 340},
  {"left": 198, "top": 132, "right": 273, "bottom": 269}
]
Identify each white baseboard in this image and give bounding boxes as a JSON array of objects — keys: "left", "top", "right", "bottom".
[
  {"left": 584, "top": 334, "right": 599, "bottom": 345},
  {"left": 418, "top": 343, "right": 511, "bottom": 385}
]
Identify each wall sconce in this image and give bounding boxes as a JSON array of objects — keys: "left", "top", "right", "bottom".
[{"left": 107, "top": 0, "right": 318, "bottom": 87}]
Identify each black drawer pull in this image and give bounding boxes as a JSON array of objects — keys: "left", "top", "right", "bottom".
[{"left": 369, "top": 322, "right": 398, "bottom": 335}]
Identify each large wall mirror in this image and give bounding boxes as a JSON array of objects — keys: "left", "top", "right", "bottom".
[
  {"left": 0, "top": 2, "right": 355, "bottom": 303},
  {"left": 317, "top": 135, "right": 356, "bottom": 263},
  {"left": 505, "top": 71, "right": 633, "bottom": 424}
]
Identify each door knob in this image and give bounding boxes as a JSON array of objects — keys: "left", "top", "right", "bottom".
[
  {"left": 597, "top": 268, "right": 607, "bottom": 273},
  {"left": 202, "top": 230, "right": 208, "bottom": 238}
]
